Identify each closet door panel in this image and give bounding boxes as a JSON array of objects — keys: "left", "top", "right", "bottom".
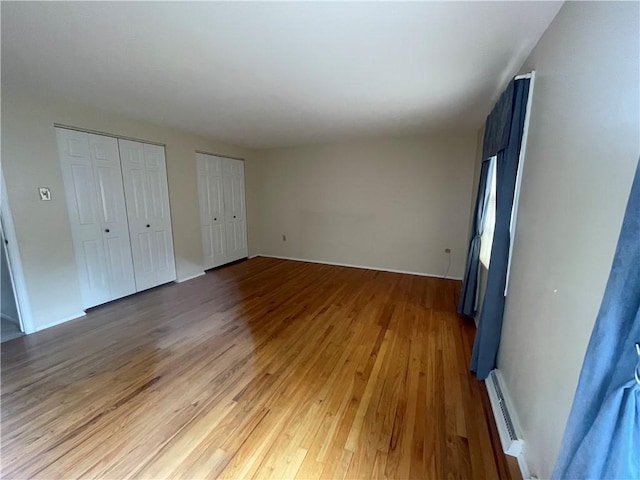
[
  {"left": 120, "top": 139, "right": 176, "bottom": 291},
  {"left": 83, "top": 240, "right": 107, "bottom": 292},
  {"left": 119, "top": 139, "right": 154, "bottom": 290},
  {"left": 88, "top": 134, "right": 136, "bottom": 301},
  {"left": 211, "top": 223, "right": 226, "bottom": 261},
  {"left": 156, "top": 231, "right": 172, "bottom": 270},
  {"left": 202, "top": 226, "right": 214, "bottom": 263},
  {"left": 143, "top": 144, "right": 176, "bottom": 285},
  {"left": 235, "top": 217, "right": 247, "bottom": 255},
  {"left": 233, "top": 172, "right": 248, "bottom": 255},
  {"left": 138, "top": 231, "right": 155, "bottom": 274},
  {"left": 222, "top": 158, "right": 248, "bottom": 262},
  {"left": 70, "top": 164, "right": 99, "bottom": 226},
  {"left": 209, "top": 172, "right": 227, "bottom": 267},
  {"left": 224, "top": 222, "right": 239, "bottom": 262},
  {"left": 196, "top": 154, "right": 227, "bottom": 269},
  {"left": 56, "top": 129, "right": 110, "bottom": 308}
]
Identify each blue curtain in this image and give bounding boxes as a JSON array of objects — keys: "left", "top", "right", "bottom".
[
  {"left": 471, "top": 78, "right": 530, "bottom": 380},
  {"left": 458, "top": 159, "right": 492, "bottom": 317},
  {"left": 553, "top": 159, "right": 640, "bottom": 480},
  {"left": 458, "top": 81, "right": 518, "bottom": 318},
  {"left": 482, "top": 81, "right": 516, "bottom": 160}
]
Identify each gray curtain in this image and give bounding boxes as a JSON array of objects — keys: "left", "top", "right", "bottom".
[
  {"left": 471, "top": 78, "right": 530, "bottom": 380},
  {"left": 458, "top": 159, "right": 492, "bottom": 317}
]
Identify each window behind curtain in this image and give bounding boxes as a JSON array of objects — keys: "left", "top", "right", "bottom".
[{"left": 479, "top": 156, "right": 497, "bottom": 267}]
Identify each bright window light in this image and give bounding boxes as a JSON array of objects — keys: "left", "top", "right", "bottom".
[{"left": 479, "top": 157, "right": 497, "bottom": 268}]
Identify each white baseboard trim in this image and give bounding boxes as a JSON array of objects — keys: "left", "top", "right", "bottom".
[
  {"left": 254, "top": 254, "right": 462, "bottom": 280},
  {"left": 35, "top": 311, "right": 86, "bottom": 333},
  {"left": 176, "top": 271, "right": 206, "bottom": 283},
  {"left": 517, "top": 453, "right": 532, "bottom": 480}
]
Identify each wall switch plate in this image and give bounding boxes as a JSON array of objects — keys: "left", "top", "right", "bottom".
[{"left": 38, "top": 187, "right": 51, "bottom": 201}]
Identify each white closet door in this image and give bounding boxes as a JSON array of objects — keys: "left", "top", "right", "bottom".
[
  {"left": 222, "top": 158, "right": 248, "bottom": 263},
  {"left": 88, "top": 134, "right": 136, "bottom": 301},
  {"left": 196, "top": 153, "right": 227, "bottom": 269},
  {"left": 56, "top": 128, "right": 136, "bottom": 308},
  {"left": 119, "top": 139, "right": 176, "bottom": 291}
]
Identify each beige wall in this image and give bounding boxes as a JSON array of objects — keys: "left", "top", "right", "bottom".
[
  {"left": 2, "top": 84, "right": 475, "bottom": 333},
  {"left": 10, "top": 7, "right": 637, "bottom": 474},
  {"left": 255, "top": 134, "right": 477, "bottom": 278},
  {"left": 467, "top": 127, "right": 485, "bottom": 241},
  {"left": 1, "top": 85, "right": 257, "bottom": 331},
  {"left": 494, "top": 2, "right": 639, "bottom": 477}
]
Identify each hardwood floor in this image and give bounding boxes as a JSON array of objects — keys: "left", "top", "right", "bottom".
[{"left": 1, "top": 257, "right": 513, "bottom": 479}]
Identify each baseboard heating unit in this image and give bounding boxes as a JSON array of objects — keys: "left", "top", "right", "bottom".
[{"left": 485, "top": 369, "right": 525, "bottom": 457}]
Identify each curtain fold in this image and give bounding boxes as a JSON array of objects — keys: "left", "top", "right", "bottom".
[
  {"left": 483, "top": 81, "right": 515, "bottom": 159},
  {"left": 553, "top": 159, "right": 640, "bottom": 479},
  {"left": 471, "top": 78, "right": 530, "bottom": 380},
  {"left": 457, "top": 159, "right": 492, "bottom": 317}
]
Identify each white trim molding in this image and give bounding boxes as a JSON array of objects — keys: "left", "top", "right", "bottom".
[
  {"left": 175, "top": 271, "right": 206, "bottom": 283},
  {"left": 255, "top": 254, "right": 463, "bottom": 280},
  {"left": 35, "top": 312, "right": 86, "bottom": 333},
  {"left": 0, "top": 172, "right": 36, "bottom": 334}
]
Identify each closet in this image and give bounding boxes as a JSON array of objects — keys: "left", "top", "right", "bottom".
[
  {"left": 56, "top": 127, "right": 176, "bottom": 309},
  {"left": 118, "top": 139, "right": 176, "bottom": 291},
  {"left": 196, "top": 153, "right": 247, "bottom": 269}
]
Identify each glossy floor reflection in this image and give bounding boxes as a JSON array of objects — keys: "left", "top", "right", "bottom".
[{"left": 1, "top": 257, "right": 510, "bottom": 479}]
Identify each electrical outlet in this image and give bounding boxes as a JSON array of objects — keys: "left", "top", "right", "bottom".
[
  {"left": 282, "top": 234, "right": 287, "bottom": 242},
  {"left": 445, "top": 248, "right": 451, "bottom": 253}
]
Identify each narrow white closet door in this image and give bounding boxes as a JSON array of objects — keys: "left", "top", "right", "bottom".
[
  {"left": 57, "top": 129, "right": 110, "bottom": 308},
  {"left": 88, "top": 134, "right": 136, "bottom": 301},
  {"left": 56, "top": 128, "right": 136, "bottom": 308},
  {"left": 119, "top": 139, "right": 176, "bottom": 291},
  {"left": 196, "top": 153, "right": 227, "bottom": 269},
  {"left": 222, "top": 158, "right": 248, "bottom": 263}
]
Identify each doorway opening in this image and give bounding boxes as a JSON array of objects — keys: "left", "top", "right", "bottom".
[{"left": 1, "top": 219, "right": 24, "bottom": 343}]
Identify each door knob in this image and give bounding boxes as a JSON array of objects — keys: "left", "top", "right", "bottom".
[
  {"left": 146, "top": 224, "right": 150, "bottom": 228},
  {"left": 105, "top": 229, "right": 110, "bottom": 233}
]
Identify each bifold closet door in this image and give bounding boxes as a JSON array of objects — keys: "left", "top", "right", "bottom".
[
  {"left": 56, "top": 128, "right": 136, "bottom": 309},
  {"left": 196, "top": 153, "right": 227, "bottom": 269},
  {"left": 222, "top": 159, "right": 248, "bottom": 263},
  {"left": 196, "top": 154, "right": 247, "bottom": 268},
  {"left": 118, "top": 139, "right": 176, "bottom": 291}
]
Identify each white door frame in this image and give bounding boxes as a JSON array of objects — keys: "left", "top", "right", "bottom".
[{"left": 0, "top": 171, "right": 35, "bottom": 334}]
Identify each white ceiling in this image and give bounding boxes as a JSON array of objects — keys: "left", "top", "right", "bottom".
[{"left": 2, "top": 2, "right": 562, "bottom": 148}]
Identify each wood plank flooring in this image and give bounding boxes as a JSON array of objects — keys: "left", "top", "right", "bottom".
[{"left": 1, "top": 257, "right": 513, "bottom": 479}]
